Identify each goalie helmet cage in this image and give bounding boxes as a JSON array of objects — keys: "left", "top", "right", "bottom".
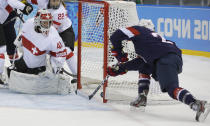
[{"left": 77, "top": 0, "right": 173, "bottom": 104}]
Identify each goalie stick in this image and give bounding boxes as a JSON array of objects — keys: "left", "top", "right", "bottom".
[
  {"left": 61, "top": 68, "right": 78, "bottom": 94},
  {"left": 88, "top": 75, "right": 110, "bottom": 100},
  {"left": 61, "top": 68, "right": 77, "bottom": 78},
  {"left": 15, "top": 10, "right": 25, "bottom": 23}
]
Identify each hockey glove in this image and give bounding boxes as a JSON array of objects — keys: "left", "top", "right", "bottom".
[
  {"left": 107, "top": 64, "right": 127, "bottom": 77},
  {"left": 21, "top": 3, "right": 33, "bottom": 15},
  {"left": 111, "top": 49, "right": 128, "bottom": 63}
]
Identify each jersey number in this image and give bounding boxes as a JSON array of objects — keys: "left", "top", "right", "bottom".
[
  {"left": 57, "top": 41, "right": 63, "bottom": 49},
  {"left": 58, "top": 13, "right": 65, "bottom": 20},
  {"left": 151, "top": 32, "right": 173, "bottom": 44}
]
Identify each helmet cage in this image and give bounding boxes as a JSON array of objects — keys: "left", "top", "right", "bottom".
[{"left": 34, "top": 9, "right": 53, "bottom": 36}]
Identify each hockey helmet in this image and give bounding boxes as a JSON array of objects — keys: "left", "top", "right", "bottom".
[
  {"left": 138, "top": 19, "right": 155, "bottom": 31},
  {"left": 34, "top": 9, "right": 53, "bottom": 36},
  {"left": 48, "top": 0, "right": 61, "bottom": 9}
]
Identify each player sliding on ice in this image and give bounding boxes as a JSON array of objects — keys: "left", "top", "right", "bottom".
[
  {"left": 107, "top": 19, "right": 210, "bottom": 122},
  {"left": 7, "top": 9, "right": 73, "bottom": 95}
]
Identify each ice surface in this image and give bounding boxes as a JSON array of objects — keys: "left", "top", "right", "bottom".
[{"left": 0, "top": 54, "right": 209, "bottom": 126}]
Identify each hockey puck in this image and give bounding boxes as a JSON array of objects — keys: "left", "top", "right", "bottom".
[{"left": 100, "top": 92, "right": 103, "bottom": 98}]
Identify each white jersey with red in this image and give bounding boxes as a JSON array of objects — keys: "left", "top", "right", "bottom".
[
  {"left": 20, "top": 18, "right": 66, "bottom": 69},
  {"left": 27, "top": 0, "right": 72, "bottom": 33},
  {"left": 0, "top": 0, "right": 25, "bottom": 24}
]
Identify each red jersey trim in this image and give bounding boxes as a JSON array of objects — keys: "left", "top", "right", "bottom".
[
  {"left": 53, "top": 21, "right": 61, "bottom": 26},
  {"left": 0, "top": 54, "right": 5, "bottom": 59},
  {"left": 5, "top": 5, "right": 13, "bottom": 13},
  {"left": 66, "top": 52, "right": 74, "bottom": 60},
  {"left": 31, "top": 0, "right": 38, "bottom": 4},
  {"left": 22, "top": 35, "right": 46, "bottom": 56},
  {"left": 127, "top": 27, "right": 140, "bottom": 36},
  {"left": 50, "top": 49, "right": 67, "bottom": 57}
]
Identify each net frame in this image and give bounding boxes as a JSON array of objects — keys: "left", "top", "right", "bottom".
[
  {"left": 78, "top": 0, "right": 109, "bottom": 103},
  {"left": 77, "top": 0, "right": 171, "bottom": 104}
]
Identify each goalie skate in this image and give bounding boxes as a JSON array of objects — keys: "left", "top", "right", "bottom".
[{"left": 191, "top": 100, "right": 210, "bottom": 122}]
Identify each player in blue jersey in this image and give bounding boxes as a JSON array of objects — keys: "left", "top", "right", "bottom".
[{"left": 107, "top": 19, "right": 210, "bottom": 122}]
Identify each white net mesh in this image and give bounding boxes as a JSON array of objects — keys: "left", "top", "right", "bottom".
[{"left": 79, "top": 1, "right": 175, "bottom": 103}]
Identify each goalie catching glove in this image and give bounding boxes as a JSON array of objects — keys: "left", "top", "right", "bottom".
[
  {"left": 111, "top": 47, "right": 128, "bottom": 62},
  {"left": 107, "top": 64, "right": 127, "bottom": 76}
]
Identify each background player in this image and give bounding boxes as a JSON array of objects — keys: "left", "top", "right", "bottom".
[
  {"left": 107, "top": 19, "right": 210, "bottom": 122},
  {"left": 0, "top": 0, "right": 33, "bottom": 84}
]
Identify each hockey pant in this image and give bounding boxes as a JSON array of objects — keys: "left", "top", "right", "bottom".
[
  {"left": 0, "top": 24, "right": 6, "bottom": 46},
  {"left": 154, "top": 53, "right": 197, "bottom": 106},
  {"left": 3, "top": 11, "right": 17, "bottom": 55},
  {"left": 155, "top": 53, "right": 183, "bottom": 92},
  {"left": 59, "top": 26, "right": 75, "bottom": 51},
  {"left": 12, "top": 57, "right": 46, "bottom": 75}
]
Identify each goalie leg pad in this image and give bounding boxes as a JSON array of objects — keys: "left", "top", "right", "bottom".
[{"left": 8, "top": 70, "right": 71, "bottom": 95}]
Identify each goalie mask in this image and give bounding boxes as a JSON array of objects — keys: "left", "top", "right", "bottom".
[
  {"left": 138, "top": 19, "right": 155, "bottom": 31},
  {"left": 34, "top": 9, "right": 53, "bottom": 36},
  {"left": 48, "top": 0, "right": 61, "bottom": 9}
]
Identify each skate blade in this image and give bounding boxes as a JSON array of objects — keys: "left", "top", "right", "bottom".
[
  {"left": 129, "top": 105, "right": 145, "bottom": 112},
  {"left": 197, "top": 103, "right": 210, "bottom": 122}
]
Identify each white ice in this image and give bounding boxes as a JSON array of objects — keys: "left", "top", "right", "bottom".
[{"left": 0, "top": 54, "right": 209, "bottom": 126}]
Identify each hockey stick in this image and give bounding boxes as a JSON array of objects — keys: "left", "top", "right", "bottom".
[
  {"left": 60, "top": 68, "right": 78, "bottom": 94},
  {"left": 11, "top": 11, "right": 24, "bottom": 68},
  {"left": 3, "top": 16, "right": 17, "bottom": 25},
  {"left": 88, "top": 75, "right": 110, "bottom": 100},
  {"left": 15, "top": 10, "right": 25, "bottom": 23},
  {"left": 4, "top": 10, "right": 25, "bottom": 25},
  {"left": 61, "top": 68, "right": 77, "bottom": 78}
]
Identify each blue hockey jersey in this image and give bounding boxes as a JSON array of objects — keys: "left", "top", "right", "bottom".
[{"left": 110, "top": 26, "right": 182, "bottom": 64}]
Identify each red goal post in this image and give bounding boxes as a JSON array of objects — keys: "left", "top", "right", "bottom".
[{"left": 77, "top": 0, "right": 109, "bottom": 103}]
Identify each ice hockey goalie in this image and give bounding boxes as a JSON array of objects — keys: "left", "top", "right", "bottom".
[{"left": 8, "top": 9, "right": 74, "bottom": 95}]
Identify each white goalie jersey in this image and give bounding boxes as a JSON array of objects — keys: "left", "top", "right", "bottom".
[
  {"left": 20, "top": 18, "right": 66, "bottom": 69},
  {"left": 9, "top": 17, "right": 74, "bottom": 95}
]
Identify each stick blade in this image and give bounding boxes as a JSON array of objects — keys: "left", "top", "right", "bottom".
[{"left": 88, "top": 95, "right": 94, "bottom": 100}]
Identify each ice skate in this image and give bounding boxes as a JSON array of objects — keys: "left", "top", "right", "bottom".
[
  {"left": 130, "top": 92, "right": 147, "bottom": 111},
  {"left": 130, "top": 93, "right": 147, "bottom": 107},
  {"left": 190, "top": 100, "right": 210, "bottom": 122}
]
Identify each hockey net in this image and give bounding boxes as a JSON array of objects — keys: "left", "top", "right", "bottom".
[{"left": 77, "top": 0, "right": 175, "bottom": 104}]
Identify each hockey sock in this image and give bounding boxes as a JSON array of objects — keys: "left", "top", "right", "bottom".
[
  {"left": 138, "top": 74, "right": 150, "bottom": 94},
  {"left": 169, "top": 87, "right": 196, "bottom": 105}
]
